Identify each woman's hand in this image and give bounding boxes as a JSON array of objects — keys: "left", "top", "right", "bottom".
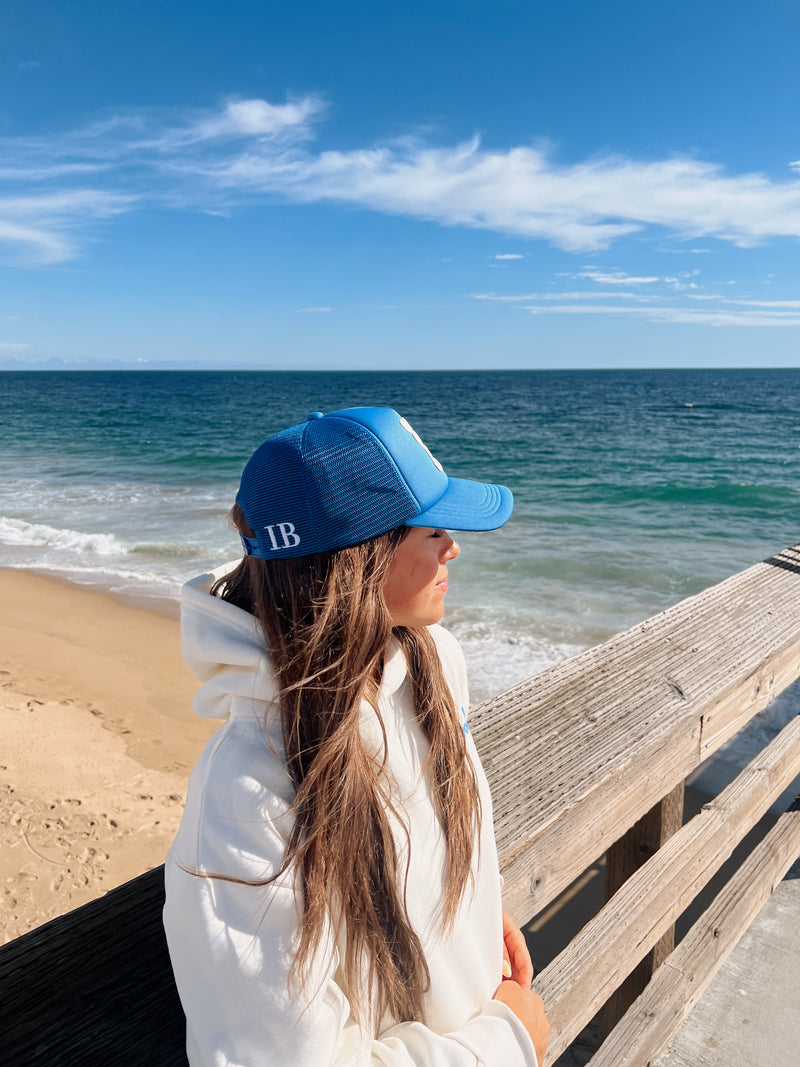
[
  {"left": 502, "top": 908, "right": 534, "bottom": 988},
  {"left": 495, "top": 909, "right": 548, "bottom": 1064},
  {"left": 493, "top": 980, "right": 550, "bottom": 1066}
]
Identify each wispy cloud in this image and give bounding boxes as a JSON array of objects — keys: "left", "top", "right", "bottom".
[
  {"left": 473, "top": 291, "right": 800, "bottom": 327},
  {"left": 472, "top": 290, "right": 658, "bottom": 302},
  {"left": 524, "top": 304, "right": 800, "bottom": 327},
  {"left": 0, "top": 163, "right": 108, "bottom": 182},
  {"left": 0, "top": 218, "right": 72, "bottom": 264},
  {"left": 0, "top": 189, "right": 137, "bottom": 264},
  {"left": 716, "top": 297, "right": 800, "bottom": 308},
  {"left": 297, "top": 306, "right": 332, "bottom": 313},
  {"left": 561, "top": 267, "right": 703, "bottom": 287},
  {"left": 566, "top": 268, "right": 663, "bottom": 285},
  {"left": 555, "top": 267, "right": 703, "bottom": 293},
  {"left": 5, "top": 94, "right": 800, "bottom": 265},
  {"left": 494, "top": 253, "right": 524, "bottom": 260},
  {"left": 473, "top": 278, "right": 800, "bottom": 326}
]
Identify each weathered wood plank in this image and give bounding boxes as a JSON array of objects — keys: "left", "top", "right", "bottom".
[
  {"left": 599, "top": 781, "right": 685, "bottom": 1038},
  {"left": 530, "top": 714, "right": 800, "bottom": 1065},
  {"left": 472, "top": 544, "right": 800, "bottom": 921},
  {"left": 698, "top": 629, "right": 800, "bottom": 757},
  {"left": 496, "top": 715, "right": 700, "bottom": 920},
  {"left": 586, "top": 803, "right": 800, "bottom": 1067}
]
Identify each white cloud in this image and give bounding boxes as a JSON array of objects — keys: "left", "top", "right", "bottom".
[
  {"left": 227, "top": 99, "right": 322, "bottom": 136},
  {"left": 475, "top": 283, "right": 800, "bottom": 327},
  {"left": 723, "top": 298, "right": 800, "bottom": 308},
  {"left": 7, "top": 190, "right": 136, "bottom": 216},
  {"left": 243, "top": 144, "right": 800, "bottom": 252},
  {"left": 175, "top": 96, "right": 326, "bottom": 148},
  {"left": 298, "top": 306, "right": 332, "bottom": 313},
  {"left": 517, "top": 302, "right": 800, "bottom": 327},
  {"left": 472, "top": 290, "right": 658, "bottom": 302},
  {"left": 560, "top": 267, "right": 705, "bottom": 292},
  {"left": 0, "top": 218, "right": 73, "bottom": 264},
  {"left": 571, "top": 268, "right": 663, "bottom": 285},
  {"left": 6, "top": 95, "right": 800, "bottom": 264},
  {"left": 494, "top": 253, "right": 524, "bottom": 260},
  {"left": 0, "top": 189, "right": 137, "bottom": 263},
  {"left": 471, "top": 292, "right": 540, "bottom": 301},
  {"left": 0, "top": 163, "right": 109, "bottom": 181}
]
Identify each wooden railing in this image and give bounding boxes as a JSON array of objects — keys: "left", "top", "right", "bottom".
[
  {"left": 474, "top": 542, "right": 800, "bottom": 1065},
  {"left": 2, "top": 545, "right": 800, "bottom": 1065}
]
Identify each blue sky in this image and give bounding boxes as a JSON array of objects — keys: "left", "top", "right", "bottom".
[{"left": 3, "top": 0, "right": 800, "bottom": 369}]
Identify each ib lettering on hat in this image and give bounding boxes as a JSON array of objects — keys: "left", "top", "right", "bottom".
[{"left": 236, "top": 407, "right": 513, "bottom": 559}]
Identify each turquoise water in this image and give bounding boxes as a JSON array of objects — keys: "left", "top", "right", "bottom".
[{"left": 2, "top": 369, "right": 799, "bottom": 763}]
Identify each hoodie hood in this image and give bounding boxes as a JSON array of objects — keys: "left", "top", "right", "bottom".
[
  {"left": 181, "top": 562, "right": 410, "bottom": 723},
  {"left": 181, "top": 562, "right": 281, "bottom": 721}
]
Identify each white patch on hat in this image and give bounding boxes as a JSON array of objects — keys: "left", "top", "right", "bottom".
[{"left": 399, "top": 416, "right": 444, "bottom": 472}]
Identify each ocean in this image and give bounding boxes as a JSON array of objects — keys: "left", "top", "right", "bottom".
[{"left": 2, "top": 368, "right": 799, "bottom": 794}]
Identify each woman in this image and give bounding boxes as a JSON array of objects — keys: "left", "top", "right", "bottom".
[{"left": 164, "top": 407, "right": 549, "bottom": 1066}]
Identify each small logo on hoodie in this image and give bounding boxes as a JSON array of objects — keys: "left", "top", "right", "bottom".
[{"left": 459, "top": 706, "right": 470, "bottom": 736}]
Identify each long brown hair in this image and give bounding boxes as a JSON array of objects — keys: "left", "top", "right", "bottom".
[{"left": 211, "top": 504, "right": 481, "bottom": 1026}]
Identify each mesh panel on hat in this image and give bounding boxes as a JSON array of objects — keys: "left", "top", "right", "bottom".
[
  {"left": 238, "top": 419, "right": 420, "bottom": 557},
  {"left": 302, "top": 420, "right": 417, "bottom": 552},
  {"left": 237, "top": 427, "right": 310, "bottom": 554}
]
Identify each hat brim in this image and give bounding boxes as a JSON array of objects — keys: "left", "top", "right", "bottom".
[{"left": 405, "top": 478, "right": 513, "bottom": 532}]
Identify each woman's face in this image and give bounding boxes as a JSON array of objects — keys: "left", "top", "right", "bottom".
[{"left": 383, "top": 527, "right": 460, "bottom": 628}]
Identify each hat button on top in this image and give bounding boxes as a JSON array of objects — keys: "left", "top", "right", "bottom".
[{"left": 307, "top": 411, "right": 324, "bottom": 420}]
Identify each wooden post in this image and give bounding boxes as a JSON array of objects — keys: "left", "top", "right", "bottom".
[{"left": 599, "top": 781, "right": 685, "bottom": 1038}]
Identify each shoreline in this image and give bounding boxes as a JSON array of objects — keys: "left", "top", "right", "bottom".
[
  {"left": 0, "top": 567, "right": 217, "bottom": 943},
  {"left": 0, "top": 560, "right": 185, "bottom": 619}
]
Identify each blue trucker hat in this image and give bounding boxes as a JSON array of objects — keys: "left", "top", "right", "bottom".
[{"left": 236, "top": 407, "right": 513, "bottom": 559}]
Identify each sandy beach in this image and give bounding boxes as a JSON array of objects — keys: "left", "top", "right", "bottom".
[{"left": 0, "top": 569, "right": 217, "bottom": 944}]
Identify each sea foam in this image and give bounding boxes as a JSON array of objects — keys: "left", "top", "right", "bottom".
[{"left": 0, "top": 516, "right": 127, "bottom": 557}]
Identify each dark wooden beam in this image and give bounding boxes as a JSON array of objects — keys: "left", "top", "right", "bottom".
[
  {"left": 599, "top": 781, "right": 685, "bottom": 1038},
  {"left": 0, "top": 865, "right": 187, "bottom": 1066}
]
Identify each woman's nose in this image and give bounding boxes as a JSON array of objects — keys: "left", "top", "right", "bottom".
[{"left": 442, "top": 535, "right": 460, "bottom": 561}]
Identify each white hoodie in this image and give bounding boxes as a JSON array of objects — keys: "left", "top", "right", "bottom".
[{"left": 164, "top": 565, "right": 538, "bottom": 1067}]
